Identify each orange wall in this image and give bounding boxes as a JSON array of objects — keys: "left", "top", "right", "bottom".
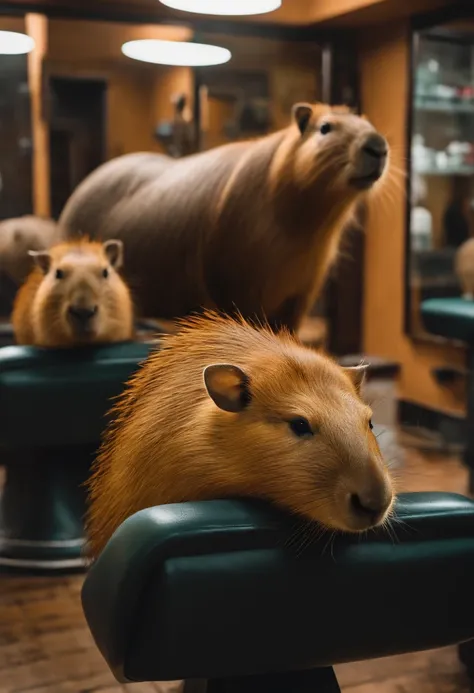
[
  {"left": 152, "top": 66, "right": 192, "bottom": 123},
  {"left": 359, "top": 21, "right": 465, "bottom": 414},
  {"left": 107, "top": 70, "right": 160, "bottom": 159},
  {"left": 26, "top": 13, "right": 51, "bottom": 218},
  {"left": 46, "top": 19, "right": 194, "bottom": 161}
]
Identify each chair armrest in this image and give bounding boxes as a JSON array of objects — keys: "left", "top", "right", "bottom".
[{"left": 82, "top": 492, "right": 474, "bottom": 683}]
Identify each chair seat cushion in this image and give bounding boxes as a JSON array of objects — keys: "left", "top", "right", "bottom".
[
  {"left": 0, "top": 341, "right": 154, "bottom": 448},
  {"left": 81, "top": 492, "right": 474, "bottom": 683},
  {"left": 421, "top": 297, "right": 474, "bottom": 342}
]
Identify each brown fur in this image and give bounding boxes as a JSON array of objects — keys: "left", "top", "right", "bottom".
[
  {"left": 12, "top": 238, "right": 134, "bottom": 347},
  {"left": 455, "top": 238, "right": 474, "bottom": 299},
  {"left": 86, "top": 312, "right": 394, "bottom": 559},
  {"left": 0, "top": 215, "right": 59, "bottom": 285},
  {"left": 60, "top": 102, "right": 389, "bottom": 331}
]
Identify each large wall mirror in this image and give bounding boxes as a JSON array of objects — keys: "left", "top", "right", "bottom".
[
  {"left": 406, "top": 11, "right": 474, "bottom": 341},
  {"left": 43, "top": 18, "right": 321, "bottom": 215},
  {"left": 0, "top": 11, "right": 364, "bottom": 355}
]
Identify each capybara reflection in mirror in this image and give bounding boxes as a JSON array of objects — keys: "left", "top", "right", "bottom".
[
  {"left": 12, "top": 238, "right": 134, "bottom": 347},
  {"left": 60, "top": 102, "right": 389, "bottom": 332}
]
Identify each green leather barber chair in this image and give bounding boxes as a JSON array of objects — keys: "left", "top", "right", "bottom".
[
  {"left": 421, "top": 298, "right": 471, "bottom": 483},
  {"left": 82, "top": 492, "right": 474, "bottom": 692},
  {"left": 0, "top": 340, "right": 153, "bottom": 571}
]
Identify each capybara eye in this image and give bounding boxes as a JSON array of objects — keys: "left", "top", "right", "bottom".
[
  {"left": 369, "top": 419, "right": 374, "bottom": 430},
  {"left": 320, "top": 122, "right": 331, "bottom": 135},
  {"left": 102, "top": 268, "right": 109, "bottom": 279},
  {"left": 289, "top": 417, "right": 313, "bottom": 438},
  {"left": 55, "top": 268, "right": 64, "bottom": 280}
]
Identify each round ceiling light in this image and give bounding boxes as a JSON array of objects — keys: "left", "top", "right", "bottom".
[
  {"left": 122, "top": 39, "right": 231, "bottom": 67},
  {"left": 0, "top": 30, "right": 35, "bottom": 55},
  {"left": 159, "top": 0, "right": 281, "bottom": 15}
]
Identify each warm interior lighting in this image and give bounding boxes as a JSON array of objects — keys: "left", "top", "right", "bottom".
[
  {"left": 0, "top": 30, "right": 35, "bottom": 54},
  {"left": 159, "top": 0, "right": 282, "bottom": 15},
  {"left": 121, "top": 39, "right": 231, "bottom": 66}
]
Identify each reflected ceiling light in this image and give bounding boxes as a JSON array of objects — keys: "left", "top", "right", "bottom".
[
  {"left": 159, "top": 0, "right": 281, "bottom": 15},
  {"left": 0, "top": 30, "right": 35, "bottom": 55},
  {"left": 122, "top": 39, "right": 231, "bottom": 66}
]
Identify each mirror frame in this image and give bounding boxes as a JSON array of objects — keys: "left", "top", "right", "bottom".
[{"left": 404, "top": 3, "right": 474, "bottom": 344}]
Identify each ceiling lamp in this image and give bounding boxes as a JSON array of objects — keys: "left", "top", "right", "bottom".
[
  {"left": 0, "top": 30, "right": 35, "bottom": 55},
  {"left": 122, "top": 39, "right": 231, "bottom": 66},
  {"left": 159, "top": 0, "right": 281, "bottom": 16}
]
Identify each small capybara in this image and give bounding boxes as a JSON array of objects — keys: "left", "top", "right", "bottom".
[
  {"left": 12, "top": 238, "right": 134, "bottom": 347},
  {"left": 455, "top": 238, "right": 474, "bottom": 299},
  {"left": 86, "top": 312, "right": 394, "bottom": 559},
  {"left": 60, "top": 102, "right": 389, "bottom": 331},
  {"left": 0, "top": 215, "right": 59, "bottom": 286}
]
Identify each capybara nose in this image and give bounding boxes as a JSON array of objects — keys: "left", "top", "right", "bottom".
[
  {"left": 362, "top": 133, "right": 388, "bottom": 160},
  {"left": 354, "top": 133, "right": 388, "bottom": 187},
  {"left": 349, "top": 488, "right": 392, "bottom": 526},
  {"left": 68, "top": 305, "right": 98, "bottom": 325}
]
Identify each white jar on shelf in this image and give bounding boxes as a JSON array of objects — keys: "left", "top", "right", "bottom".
[{"left": 411, "top": 205, "right": 433, "bottom": 251}]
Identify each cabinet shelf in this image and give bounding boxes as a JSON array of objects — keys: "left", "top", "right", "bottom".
[
  {"left": 413, "top": 163, "right": 474, "bottom": 176},
  {"left": 415, "top": 97, "right": 474, "bottom": 114}
]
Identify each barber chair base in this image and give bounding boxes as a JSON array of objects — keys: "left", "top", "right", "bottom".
[
  {"left": 0, "top": 444, "right": 92, "bottom": 572},
  {"left": 184, "top": 667, "right": 341, "bottom": 693}
]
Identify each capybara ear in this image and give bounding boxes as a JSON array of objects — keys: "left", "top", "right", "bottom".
[
  {"left": 103, "top": 239, "right": 124, "bottom": 270},
  {"left": 292, "top": 102, "right": 313, "bottom": 135},
  {"left": 343, "top": 363, "right": 369, "bottom": 395},
  {"left": 203, "top": 363, "right": 251, "bottom": 413},
  {"left": 28, "top": 249, "right": 51, "bottom": 274}
]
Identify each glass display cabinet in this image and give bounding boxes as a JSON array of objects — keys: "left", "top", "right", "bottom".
[{"left": 407, "top": 23, "right": 474, "bottom": 340}]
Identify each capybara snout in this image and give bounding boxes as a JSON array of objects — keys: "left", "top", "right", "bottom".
[{"left": 354, "top": 132, "right": 388, "bottom": 187}]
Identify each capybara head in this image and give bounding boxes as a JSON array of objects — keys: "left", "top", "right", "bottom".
[
  {"left": 86, "top": 315, "right": 395, "bottom": 558},
  {"left": 290, "top": 102, "right": 389, "bottom": 193},
  {"left": 0, "top": 215, "right": 59, "bottom": 285},
  {"left": 202, "top": 342, "right": 394, "bottom": 532},
  {"left": 29, "top": 238, "right": 134, "bottom": 346}
]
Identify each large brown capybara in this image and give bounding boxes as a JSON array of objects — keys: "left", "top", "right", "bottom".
[
  {"left": 59, "top": 102, "right": 389, "bottom": 332},
  {"left": 12, "top": 238, "right": 134, "bottom": 347},
  {"left": 86, "top": 312, "right": 394, "bottom": 559}
]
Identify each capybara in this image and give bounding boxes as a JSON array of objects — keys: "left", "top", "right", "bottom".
[
  {"left": 455, "top": 238, "right": 474, "bottom": 299},
  {"left": 12, "top": 238, "right": 134, "bottom": 347},
  {"left": 0, "top": 215, "right": 59, "bottom": 285},
  {"left": 86, "top": 312, "right": 394, "bottom": 559},
  {"left": 60, "top": 102, "right": 389, "bottom": 331}
]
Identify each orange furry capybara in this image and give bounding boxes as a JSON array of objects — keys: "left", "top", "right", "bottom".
[
  {"left": 12, "top": 238, "right": 134, "bottom": 347},
  {"left": 0, "top": 215, "right": 59, "bottom": 286},
  {"left": 455, "top": 238, "right": 474, "bottom": 300},
  {"left": 60, "top": 102, "right": 389, "bottom": 331},
  {"left": 86, "top": 312, "right": 394, "bottom": 559}
]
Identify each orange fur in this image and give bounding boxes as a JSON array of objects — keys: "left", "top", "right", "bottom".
[
  {"left": 60, "top": 102, "right": 389, "bottom": 330},
  {"left": 12, "top": 238, "right": 134, "bottom": 347},
  {"left": 86, "top": 311, "right": 394, "bottom": 559},
  {"left": 456, "top": 238, "right": 474, "bottom": 299}
]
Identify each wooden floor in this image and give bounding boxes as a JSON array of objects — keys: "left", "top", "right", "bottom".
[{"left": 0, "top": 440, "right": 471, "bottom": 693}]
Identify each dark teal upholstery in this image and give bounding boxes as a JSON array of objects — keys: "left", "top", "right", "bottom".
[
  {"left": 0, "top": 341, "right": 154, "bottom": 570},
  {"left": 82, "top": 492, "right": 474, "bottom": 685},
  {"left": 421, "top": 298, "right": 474, "bottom": 342},
  {"left": 0, "top": 342, "right": 151, "bottom": 449}
]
